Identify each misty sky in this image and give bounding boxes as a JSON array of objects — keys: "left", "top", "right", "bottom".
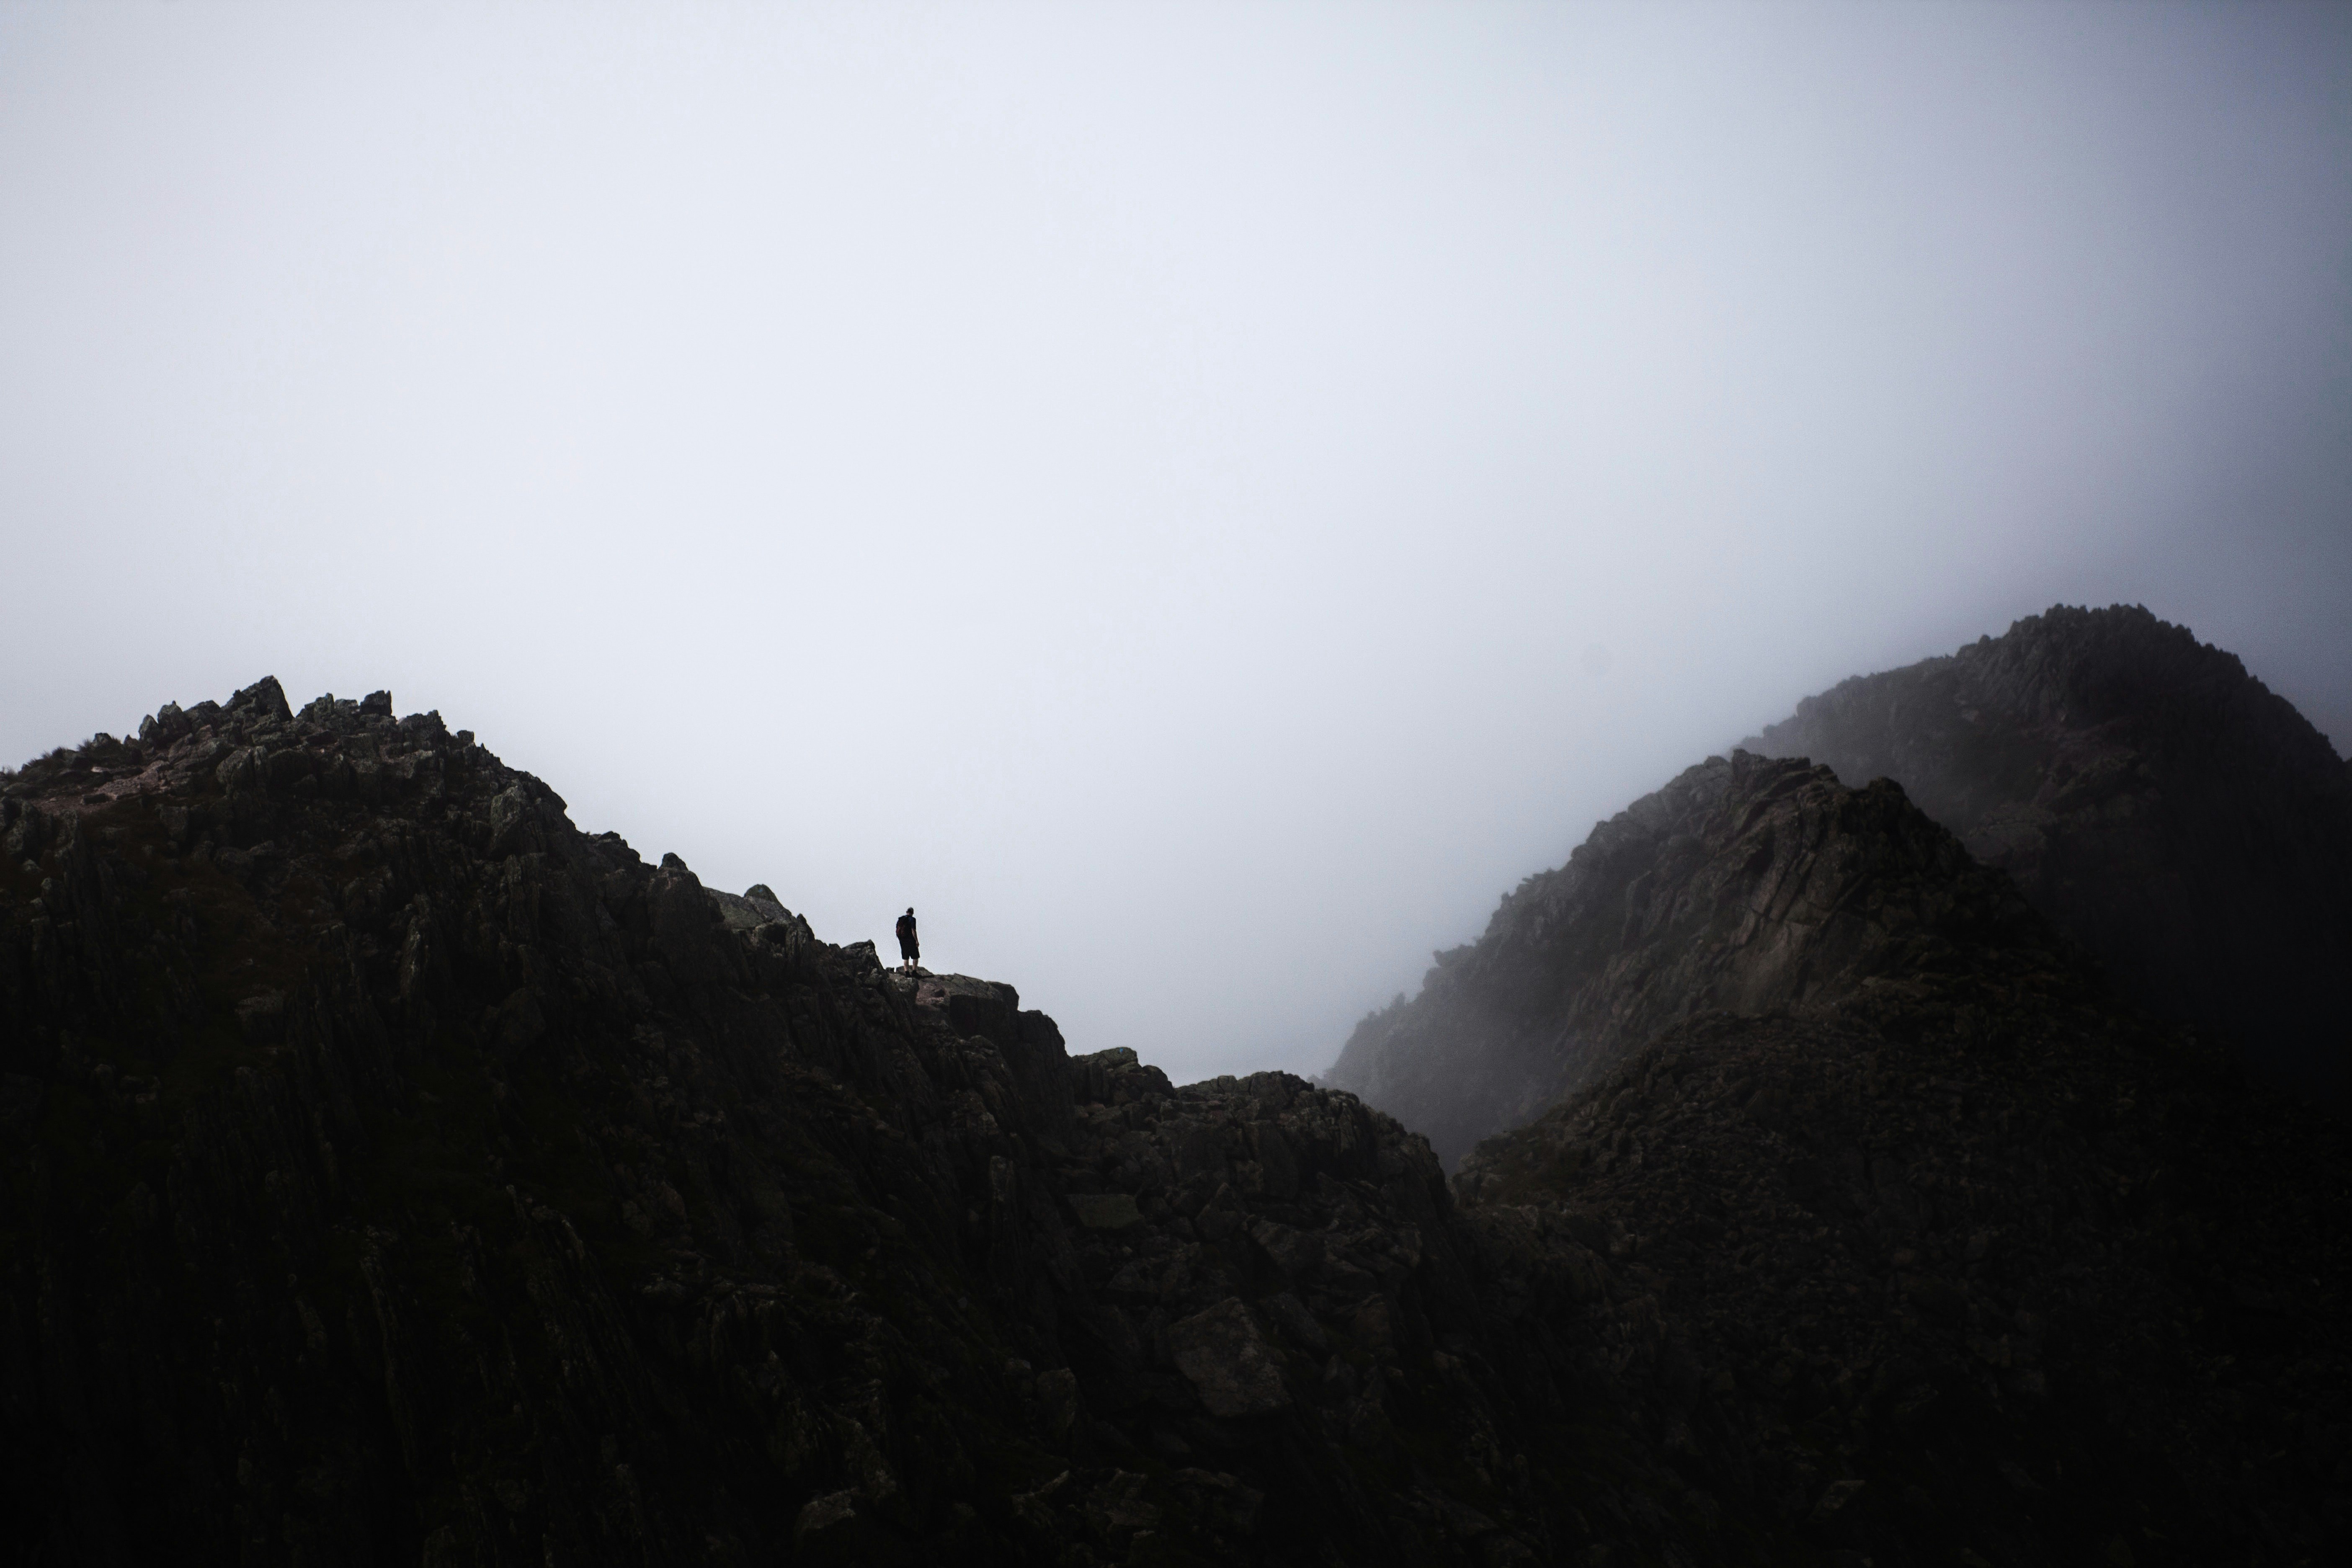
[{"left": 4, "top": 3, "right": 2348, "bottom": 1083}]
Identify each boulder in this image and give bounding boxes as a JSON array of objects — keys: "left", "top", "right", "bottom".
[{"left": 1168, "top": 1297, "right": 1290, "bottom": 1418}]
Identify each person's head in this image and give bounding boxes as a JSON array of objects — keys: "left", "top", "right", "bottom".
[{"left": 906, "top": 907, "right": 915, "bottom": 916}]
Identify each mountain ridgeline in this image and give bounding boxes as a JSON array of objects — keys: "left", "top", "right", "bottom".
[
  {"left": 3, "top": 607, "right": 2347, "bottom": 1566},
  {"left": 3, "top": 681, "right": 1577, "bottom": 1566},
  {"left": 1326, "top": 605, "right": 2352, "bottom": 1162},
  {"left": 1744, "top": 603, "right": 2352, "bottom": 1097},
  {"left": 1321, "top": 752, "right": 2053, "bottom": 1167}
]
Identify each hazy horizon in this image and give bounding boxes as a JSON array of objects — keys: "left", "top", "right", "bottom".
[{"left": 5, "top": 3, "right": 2348, "bottom": 1082}]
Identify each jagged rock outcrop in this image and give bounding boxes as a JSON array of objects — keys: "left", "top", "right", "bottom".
[
  {"left": 1743, "top": 604, "right": 2352, "bottom": 1098},
  {"left": 1324, "top": 750, "right": 2051, "bottom": 1166},
  {"left": 1327, "top": 607, "right": 2352, "bottom": 1167},
  {"left": 4, "top": 676, "right": 2343, "bottom": 1565},
  {"left": 0, "top": 678, "right": 1710, "bottom": 1566}
]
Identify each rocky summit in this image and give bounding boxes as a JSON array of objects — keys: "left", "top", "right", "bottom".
[
  {"left": 1743, "top": 604, "right": 2352, "bottom": 1100},
  {"left": 1321, "top": 752, "right": 2058, "bottom": 1169},
  {"left": 1326, "top": 605, "right": 2352, "bottom": 1165},
  {"left": 3, "top": 664, "right": 2347, "bottom": 1565}
]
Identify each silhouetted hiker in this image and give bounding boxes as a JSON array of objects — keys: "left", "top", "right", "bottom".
[{"left": 896, "top": 907, "right": 919, "bottom": 974}]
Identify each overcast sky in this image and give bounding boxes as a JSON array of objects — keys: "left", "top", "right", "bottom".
[{"left": 4, "top": 3, "right": 2347, "bottom": 1081}]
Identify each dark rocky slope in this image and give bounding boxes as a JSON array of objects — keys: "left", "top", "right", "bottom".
[
  {"left": 1456, "top": 935, "right": 2351, "bottom": 1565},
  {"left": 1324, "top": 752, "right": 2047, "bottom": 1167},
  {"left": 1326, "top": 606, "right": 2352, "bottom": 1168},
  {"left": 0, "top": 678, "right": 1749, "bottom": 1567},
  {"left": 5, "top": 678, "right": 2344, "bottom": 1565},
  {"left": 1743, "top": 604, "right": 2352, "bottom": 1099}
]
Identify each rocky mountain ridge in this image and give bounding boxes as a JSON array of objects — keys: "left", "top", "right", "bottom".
[
  {"left": 1326, "top": 606, "right": 2351, "bottom": 1169},
  {"left": 1743, "top": 604, "right": 2352, "bottom": 1098},
  {"left": 3, "top": 673, "right": 2344, "bottom": 1564},
  {"left": 0, "top": 676, "right": 1728, "bottom": 1565},
  {"left": 1323, "top": 751, "right": 2055, "bottom": 1168}
]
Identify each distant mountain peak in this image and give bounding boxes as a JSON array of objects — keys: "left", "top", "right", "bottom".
[
  {"left": 1323, "top": 747, "right": 2080, "bottom": 1166},
  {"left": 1745, "top": 602, "right": 2352, "bottom": 1094}
]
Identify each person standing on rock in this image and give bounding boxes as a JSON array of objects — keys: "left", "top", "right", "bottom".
[{"left": 895, "top": 907, "right": 919, "bottom": 974}]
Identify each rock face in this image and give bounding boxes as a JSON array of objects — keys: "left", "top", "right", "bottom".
[
  {"left": 1743, "top": 603, "right": 2352, "bottom": 1099},
  {"left": 1455, "top": 970, "right": 2352, "bottom": 1564},
  {"left": 0, "top": 680, "right": 1680, "bottom": 1565},
  {"left": 3, "top": 677, "right": 2344, "bottom": 1565},
  {"left": 1326, "top": 605, "right": 2352, "bottom": 1168},
  {"left": 1323, "top": 750, "right": 2047, "bottom": 1166}
]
